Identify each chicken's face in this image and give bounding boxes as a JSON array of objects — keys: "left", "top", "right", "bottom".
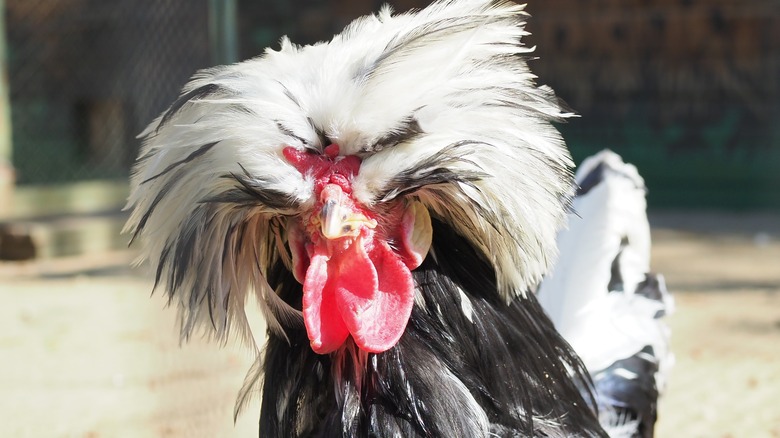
[
  {"left": 283, "top": 144, "right": 432, "bottom": 354},
  {"left": 126, "top": 0, "right": 575, "bottom": 372}
]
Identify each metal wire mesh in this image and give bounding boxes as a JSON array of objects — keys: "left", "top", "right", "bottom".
[
  {"left": 5, "top": 0, "right": 779, "bottom": 208},
  {"left": 7, "top": 0, "right": 211, "bottom": 185}
]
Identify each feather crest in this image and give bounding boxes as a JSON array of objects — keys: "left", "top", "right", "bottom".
[{"left": 125, "top": 0, "right": 573, "bottom": 347}]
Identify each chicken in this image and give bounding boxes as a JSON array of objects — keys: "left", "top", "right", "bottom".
[
  {"left": 538, "top": 150, "right": 673, "bottom": 437},
  {"left": 125, "top": 1, "right": 670, "bottom": 436}
]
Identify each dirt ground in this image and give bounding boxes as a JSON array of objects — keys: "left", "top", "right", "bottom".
[{"left": 1, "top": 212, "right": 779, "bottom": 438}]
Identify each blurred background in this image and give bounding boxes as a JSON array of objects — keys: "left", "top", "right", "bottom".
[
  {"left": 1, "top": 1, "right": 778, "bottom": 437},
  {"left": 1, "top": 0, "right": 778, "bottom": 254}
]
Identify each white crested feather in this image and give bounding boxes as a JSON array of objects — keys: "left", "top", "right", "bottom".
[{"left": 125, "top": 0, "right": 575, "bottom": 347}]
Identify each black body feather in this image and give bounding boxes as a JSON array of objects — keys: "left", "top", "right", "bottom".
[
  {"left": 260, "top": 218, "right": 608, "bottom": 437},
  {"left": 593, "top": 346, "right": 660, "bottom": 438}
]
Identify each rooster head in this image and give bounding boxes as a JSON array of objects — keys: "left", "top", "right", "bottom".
[
  {"left": 283, "top": 144, "right": 431, "bottom": 354},
  {"left": 125, "top": 0, "right": 574, "bottom": 356}
]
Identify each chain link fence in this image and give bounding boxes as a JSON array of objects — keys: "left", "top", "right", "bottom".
[
  {"left": 525, "top": 0, "right": 780, "bottom": 209},
  {"left": 5, "top": 0, "right": 779, "bottom": 208},
  {"left": 7, "top": 0, "right": 212, "bottom": 185}
]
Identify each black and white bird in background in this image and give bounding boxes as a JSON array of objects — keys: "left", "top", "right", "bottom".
[
  {"left": 125, "top": 1, "right": 673, "bottom": 436},
  {"left": 539, "top": 150, "right": 674, "bottom": 437}
]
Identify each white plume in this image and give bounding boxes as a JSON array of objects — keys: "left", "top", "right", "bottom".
[{"left": 125, "top": 0, "right": 577, "bottom": 345}]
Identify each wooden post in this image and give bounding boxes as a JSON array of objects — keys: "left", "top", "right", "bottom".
[
  {"left": 208, "top": 0, "right": 239, "bottom": 66},
  {"left": 0, "top": 0, "right": 16, "bottom": 218}
]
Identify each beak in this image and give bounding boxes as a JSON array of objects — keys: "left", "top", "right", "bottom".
[{"left": 319, "top": 184, "right": 376, "bottom": 240}]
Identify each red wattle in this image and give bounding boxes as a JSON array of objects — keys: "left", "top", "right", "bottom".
[
  {"left": 302, "top": 249, "right": 349, "bottom": 354},
  {"left": 300, "top": 235, "right": 415, "bottom": 354},
  {"left": 337, "top": 240, "right": 415, "bottom": 353}
]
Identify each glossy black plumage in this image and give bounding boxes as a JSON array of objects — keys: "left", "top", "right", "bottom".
[{"left": 260, "top": 218, "right": 608, "bottom": 437}]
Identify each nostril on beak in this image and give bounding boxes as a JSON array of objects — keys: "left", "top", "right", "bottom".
[
  {"left": 320, "top": 198, "right": 336, "bottom": 221},
  {"left": 317, "top": 183, "right": 376, "bottom": 240},
  {"left": 320, "top": 201, "right": 347, "bottom": 239}
]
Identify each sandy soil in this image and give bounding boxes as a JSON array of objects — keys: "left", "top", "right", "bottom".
[
  {"left": 650, "top": 221, "right": 780, "bottom": 438},
  {"left": 1, "top": 213, "right": 779, "bottom": 437}
]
